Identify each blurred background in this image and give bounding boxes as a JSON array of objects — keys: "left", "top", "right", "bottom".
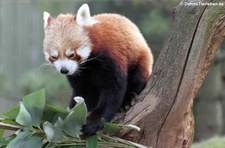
[{"left": 0, "top": 0, "right": 225, "bottom": 146}]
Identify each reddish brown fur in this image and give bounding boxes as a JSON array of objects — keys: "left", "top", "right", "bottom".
[
  {"left": 44, "top": 13, "right": 153, "bottom": 80},
  {"left": 85, "top": 14, "right": 153, "bottom": 80}
]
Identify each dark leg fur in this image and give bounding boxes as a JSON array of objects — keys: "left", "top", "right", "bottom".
[
  {"left": 122, "top": 67, "right": 148, "bottom": 108},
  {"left": 68, "top": 90, "right": 76, "bottom": 109},
  {"left": 67, "top": 52, "right": 127, "bottom": 136}
]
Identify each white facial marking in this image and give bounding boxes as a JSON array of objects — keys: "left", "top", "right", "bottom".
[
  {"left": 43, "top": 11, "right": 51, "bottom": 28},
  {"left": 53, "top": 59, "right": 78, "bottom": 75},
  {"left": 50, "top": 50, "right": 58, "bottom": 57},
  {"left": 65, "top": 48, "right": 74, "bottom": 57},
  {"left": 76, "top": 3, "right": 98, "bottom": 26},
  {"left": 44, "top": 51, "right": 50, "bottom": 61},
  {"left": 76, "top": 46, "right": 91, "bottom": 60}
]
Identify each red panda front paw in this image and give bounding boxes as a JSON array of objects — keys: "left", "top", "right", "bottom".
[{"left": 81, "top": 117, "right": 104, "bottom": 137}]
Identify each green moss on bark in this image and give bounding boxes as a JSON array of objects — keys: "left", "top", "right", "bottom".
[{"left": 206, "top": 6, "right": 225, "bottom": 33}]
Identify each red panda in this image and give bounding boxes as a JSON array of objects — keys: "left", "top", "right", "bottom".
[{"left": 43, "top": 3, "right": 153, "bottom": 136}]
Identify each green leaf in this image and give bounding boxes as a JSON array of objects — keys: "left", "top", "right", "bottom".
[
  {"left": 43, "top": 121, "right": 65, "bottom": 142},
  {"left": 6, "top": 130, "right": 43, "bottom": 148},
  {"left": 62, "top": 97, "right": 87, "bottom": 138},
  {"left": 22, "top": 89, "right": 45, "bottom": 127},
  {"left": 45, "top": 104, "right": 69, "bottom": 114},
  {"left": 42, "top": 104, "right": 68, "bottom": 123},
  {"left": 0, "top": 119, "right": 20, "bottom": 125},
  {"left": 15, "top": 102, "right": 32, "bottom": 126},
  {"left": 0, "top": 129, "right": 4, "bottom": 138},
  {"left": 86, "top": 135, "right": 98, "bottom": 148},
  {"left": 0, "top": 105, "right": 20, "bottom": 119},
  {"left": 102, "top": 123, "right": 140, "bottom": 135},
  {"left": 102, "top": 122, "right": 122, "bottom": 135},
  {"left": 0, "top": 134, "right": 16, "bottom": 147},
  {"left": 54, "top": 117, "right": 64, "bottom": 128}
]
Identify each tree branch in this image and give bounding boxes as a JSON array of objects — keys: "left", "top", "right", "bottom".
[
  {"left": 115, "top": 0, "right": 225, "bottom": 147},
  {"left": 0, "top": 122, "right": 21, "bottom": 131}
]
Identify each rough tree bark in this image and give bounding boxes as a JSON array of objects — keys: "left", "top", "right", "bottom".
[{"left": 116, "top": 0, "right": 225, "bottom": 147}]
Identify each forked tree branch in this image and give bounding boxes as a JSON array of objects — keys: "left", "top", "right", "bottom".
[{"left": 115, "top": 0, "right": 225, "bottom": 147}]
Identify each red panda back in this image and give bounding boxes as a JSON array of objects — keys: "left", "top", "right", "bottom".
[{"left": 85, "top": 13, "right": 153, "bottom": 78}]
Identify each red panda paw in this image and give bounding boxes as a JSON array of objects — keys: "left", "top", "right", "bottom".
[
  {"left": 120, "top": 92, "right": 138, "bottom": 112},
  {"left": 81, "top": 117, "right": 104, "bottom": 137}
]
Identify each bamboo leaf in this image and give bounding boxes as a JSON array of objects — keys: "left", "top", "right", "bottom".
[
  {"left": 0, "top": 129, "right": 4, "bottom": 138},
  {"left": 0, "top": 105, "right": 20, "bottom": 120},
  {"left": 6, "top": 130, "right": 43, "bottom": 148},
  {"left": 43, "top": 121, "right": 65, "bottom": 142},
  {"left": 86, "top": 135, "right": 98, "bottom": 148},
  {"left": 42, "top": 104, "right": 68, "bottom": 123},
  {"left": 62, "top": 97, "right": 87, "bottom": 138},
  {"left": 102, "top": 122, "right": 122, "bottom": 134},
  {"left": 102, "top": 123, "right": 140, "bottom": 135},
  {"left": 45, "top": 104, "right": 69, "bottom": 114},
  {"left": 0, "top": 134, "right": 15, "bottom": 147},
  {"left": 54, "top": 117, "right": 64, "bottom": 128},
  {"left": 1, "top": 119, "right": 20, "bottom": 126},
  {"left": 22, "top": 89, "right": 45, "bottom": 127},
  {"left": 15, "top": 102, "right": 32, "bottom": 126}
]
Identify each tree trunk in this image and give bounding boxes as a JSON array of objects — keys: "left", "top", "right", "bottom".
[
  {"left": 194, "top": 50, "right": 224, "bottom": 141},
  {"left": 116, "top": 0, "right": 225, "bottom": 147}
]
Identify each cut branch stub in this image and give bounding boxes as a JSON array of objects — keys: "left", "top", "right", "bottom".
[{"left": 116, "top": 0, "right": 225, "bottom": 147}]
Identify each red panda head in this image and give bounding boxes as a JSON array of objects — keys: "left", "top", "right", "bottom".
[{"left": 43, "top": 4, "right": 98, "bottom": 75}]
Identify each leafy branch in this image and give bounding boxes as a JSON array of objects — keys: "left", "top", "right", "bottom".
[{"left": 0, "top": 89, "right": 148, "bottom": 148}]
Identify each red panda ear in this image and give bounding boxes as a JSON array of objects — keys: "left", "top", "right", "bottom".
[
  {"left": 76, "top": 3, "right": 97, "bottom": 26},
  {"left": 43, "top": 11, "right": 52, "bottom": 29}
]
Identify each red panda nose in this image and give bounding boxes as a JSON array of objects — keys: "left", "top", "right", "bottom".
[{"left": 60, "top": 67, "right": 69, "bottom": 74}]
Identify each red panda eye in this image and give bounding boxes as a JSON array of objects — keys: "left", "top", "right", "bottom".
[
  {"left": 68, "top": 53, "right": 74, "bottom": 59},
  {"left": 51, "top": 56, "right": 58, "bottom": 60}
]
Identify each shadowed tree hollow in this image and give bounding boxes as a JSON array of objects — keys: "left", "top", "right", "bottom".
[{"left": 115, "top": 0, "right": 225, "bottom": 147}]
